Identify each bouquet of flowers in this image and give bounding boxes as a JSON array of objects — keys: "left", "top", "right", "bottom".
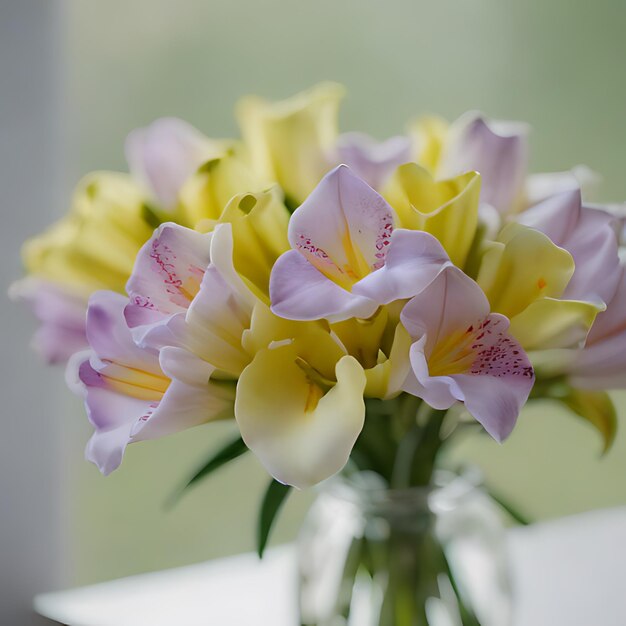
[{"left": 12, "top": 83, "right": 625, "bottom": 624}]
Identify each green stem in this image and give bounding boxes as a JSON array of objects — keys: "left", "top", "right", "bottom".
[
  {"left": 390, "top": 395, "right": 422, "bottom": 489},
  {"left": 409, "top": 408, "right": 447, "bottom": 487}
]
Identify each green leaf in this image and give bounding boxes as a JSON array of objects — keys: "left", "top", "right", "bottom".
[
  {"left": 486, "top": 487, "right": 531, "bottom": 526},
  {"left": 257, "top": 479, "right": 291, "bottom": 558},
  {"left": 559, "top": 388, "right": 618, "bottom": 454},
  {"left": 166, "top": 436, "right": 248, "bottom": 508}
]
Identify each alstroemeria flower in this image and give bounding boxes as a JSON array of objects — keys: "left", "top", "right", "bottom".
[
  {"left": 517, "top": 188, "right": 620, "bottom": 306},
  {"left": 270, "top": 165, "right": 451, "bottom": 323},
  {"left": 237, "top": 82, "right": 345, "bottom": 206},
  {"left": 235, "top": 332, "right": 366, "bottom": 488},
  {"left": 401, "top": 267, "right": 535, "bottom": 441},
  {"left": 125, "top": 222, "right": 255, "bottom": 377},
  {"left": 335, "top": 132, "right": 412, "bottom": 191},
  {"left": 67, "top": 291, "right": 233, "bottom": 475},
  {"left": 566, "top": 265, "right": 626, "bottom": 389},
  {"left": 9, "top": 277, "right": 88, "bottom": 363},
  {"left": 126, "top": 117, "right": 228, "bottom": 210}
]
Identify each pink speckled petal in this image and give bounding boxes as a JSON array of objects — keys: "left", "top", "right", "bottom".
[
  {"left": 401, "top": 268, "right": 534, "bottom": 441},
  {"left": 287, "top": 165, "right": 395, "bottom": 280},
  {"left": 401, "top": 267, "right": 490, "bottom": 355},
  {"left": 270, "top": 249, "right": 378, "bottom": 322},
  {"left": 125, "top": 223, "right": 212, "bottom": 327},
  {"left": 353, "top": 229, "right": 452, "bottom": 304}
]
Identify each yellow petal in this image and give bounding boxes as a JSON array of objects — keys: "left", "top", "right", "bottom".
[
  {"left": 477, "top": 223, "right": 574, "bottom": 318},
  {"left": 363, "top": 323, "right": 413, "bottom": 399},
  {"left": 409, "top": 115, "right": 449, "bottom": 174},
  {"left": 216, "top": 187, "right": 290, "bottom": 300},
  {"left": 22, "top": 172, "right": 152, "bottom": 295},
  {"left": 177, "top": 147, "right": 261, "bottom": 227},
  {"left": 235, "top": 341, "right": 365, "bottom": 488},
  {"left": 330, "top": 307, "right": 390, "bottom": 370},
  {"left": 509, "top": 297, "right": 602, "bottom": 350},
  {"left": 384, "top": 164, "right": 481, "bottom": 267},
  {"left": 236, "top": 82, "right": 345, "bottom": 205},
  {"left": 242, "top": 302, "right": 318, "bottom": 353},
  {"left": 409, "top": 115, "right": 450, "bottom": 176}
]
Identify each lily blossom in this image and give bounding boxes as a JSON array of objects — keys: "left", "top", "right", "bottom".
[
  {"left": 126, "top": 117, "right": 227, "bottom": 210},
  {"left": 335, "top": 132, "right": 412, "bottom": 191},
  {"left": 401, "top": 267, "right": 535, "bottom": 441},
  {"left": 67, "top": 291, "right": 233, "bottom": 475},
  {"left": 270, "top": 165, "right": 451, "bottom": 323}
]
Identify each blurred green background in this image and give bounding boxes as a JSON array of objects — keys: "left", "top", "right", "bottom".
[{"left": 64, "top": 0, "right": 626, "bottom": 585}]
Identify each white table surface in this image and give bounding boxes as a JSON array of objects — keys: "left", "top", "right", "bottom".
[{"left": 35, "top": 507, "right": 626, "bottom": 626}]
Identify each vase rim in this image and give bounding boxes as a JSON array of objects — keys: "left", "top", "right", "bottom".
[{"left": 319, "top": 464, "right": 485, "bottom": 513}]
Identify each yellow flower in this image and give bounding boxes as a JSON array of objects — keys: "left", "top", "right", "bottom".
[
  {"left": 22, "top": 172, "right": 154, "bottom": 296},
  {"left": 176, "top": 145, "right": 262, "bottom": 227},
  {"left": 237, "top": 82, "right": 345, "bottom": 206}
]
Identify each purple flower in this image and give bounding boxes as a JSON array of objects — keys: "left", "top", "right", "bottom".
[
  {"left": 269, "top": 165, "right": 451, "bottom": 322},
  {"left": 67, "top": 291, "right": 233, "bottom": 475},
  {"left": 401, "top": 267, "right": 535, "bottom": 441}
]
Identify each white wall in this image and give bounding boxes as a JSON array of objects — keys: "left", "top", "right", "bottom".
[{"left": 0, "top": 1, "right": 70, "bottom": 623}]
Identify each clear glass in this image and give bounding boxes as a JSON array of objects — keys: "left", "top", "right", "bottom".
[{"left": 298, "top": 468, "right": 512, "bottom": 626}]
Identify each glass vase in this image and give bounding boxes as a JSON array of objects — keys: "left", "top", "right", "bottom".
[{"left": 297, "top": 467, "right": 512, "bottom": 626}]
